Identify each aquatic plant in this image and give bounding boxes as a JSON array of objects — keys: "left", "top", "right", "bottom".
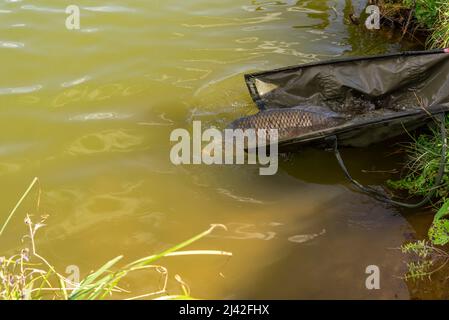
[
  {"left": 400, "top": 240, "right": 449, "bottom": 280},
  {"left": 0, "top": 178, "right": 231, "bottom": 300},
  {"left": 428, "top": 200, "right": 449, "bottom": 246}
]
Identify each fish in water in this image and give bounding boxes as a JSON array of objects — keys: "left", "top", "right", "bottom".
[{"left": 227, "top": 107, "right": 346, "bottom": 142}]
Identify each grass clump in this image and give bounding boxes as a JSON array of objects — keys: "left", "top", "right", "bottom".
[
  {"left": 428, "top": 1, "right": 449, "bottom": 48},
  {"left": 389, "top": 117, "right": 449, "bottom": 282},
  {"left": 402, "top": 0, "right": 440, "bottom": 30},
  {"left": 388, "top": 122, "right": 449, "bottom": 201},
  {"left": 0, "top": 178, "right": 231, "bottom": 300},
  {"left": 388, "top": 118, "right": 449, "bottom": 246}
]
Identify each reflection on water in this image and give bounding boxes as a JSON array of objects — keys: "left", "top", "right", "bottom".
[
  {"left": 67, "top": 130, "right": 144, "bottom": 155},
  {"left": 0, "top": 0, "right": 435, "bottom": 299},
  {"left": 288, "top": 229, "right": 326, "bottom": 243}
]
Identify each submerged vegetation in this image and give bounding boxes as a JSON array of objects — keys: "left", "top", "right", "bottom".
[
  {"left": 401, "top": 240, "right": 449, "bottom": 280},
  {"left": 0, "top": 178, "right": 231, "bottom": 300},
  {"left": 375, "top": 0, "right": 449, "bottom": 48}
]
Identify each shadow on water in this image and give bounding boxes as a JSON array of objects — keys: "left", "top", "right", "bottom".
[
  {"left": 279, "top": 130, "right": 449, "bottom": 299},
  {"left": 279, "top": 135, "right": 406, "bottom": 186},
  {"left": 341, "top": 0, "right": 424, "bottom": 55},
  {"left": 225, "top": 191, "right": 413, "bottom": 299}
]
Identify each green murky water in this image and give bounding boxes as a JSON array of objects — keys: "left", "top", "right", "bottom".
[{"left": 1, "top": 0, "right": 443, "bottom": 299}]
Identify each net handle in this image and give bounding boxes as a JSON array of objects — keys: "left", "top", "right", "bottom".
[{"left": 329, "top": 113, "right": 447, "bottom": 208}]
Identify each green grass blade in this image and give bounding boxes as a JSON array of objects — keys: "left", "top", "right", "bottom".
[
  {"left": 69, "top": 255, "right": 123, "bottom": 299},
  {"left": 0, "top": 177, "right": 39, "bottom": 237},
  {"left": 434, "top": 199, "right": 449, "bottom": 221},
  {"left": 126, "top": 224, "right": 226, "bottom": 269}
]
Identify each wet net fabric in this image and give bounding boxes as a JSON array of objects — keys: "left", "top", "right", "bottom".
[
  {"left": 239, "top": 50, "right": 449, "bottom": 147},
  {"left": 246, "top": 50, "right": 449, "bottom": 114}
]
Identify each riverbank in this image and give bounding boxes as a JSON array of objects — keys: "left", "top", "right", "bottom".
[
  {"left": 374, "top": 0, "right": 449, "bottom": 48},
  {"left": 381, "top": 0, "right": 449, "bottom": 251},
  {"left": 389, "top": 117, "right": 449, "bottom": 247}
]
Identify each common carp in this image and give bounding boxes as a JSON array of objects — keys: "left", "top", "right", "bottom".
[{"left": 227, "top": 107, "right": 347, "bottom": 142}]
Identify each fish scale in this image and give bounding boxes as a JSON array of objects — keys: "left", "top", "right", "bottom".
[{"left": 228, "top": 108, "right": 345, "bottom": 141}]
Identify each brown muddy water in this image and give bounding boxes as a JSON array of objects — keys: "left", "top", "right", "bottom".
[{"left": 0, "top": 0, "right": 445, "bottom": 299}]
